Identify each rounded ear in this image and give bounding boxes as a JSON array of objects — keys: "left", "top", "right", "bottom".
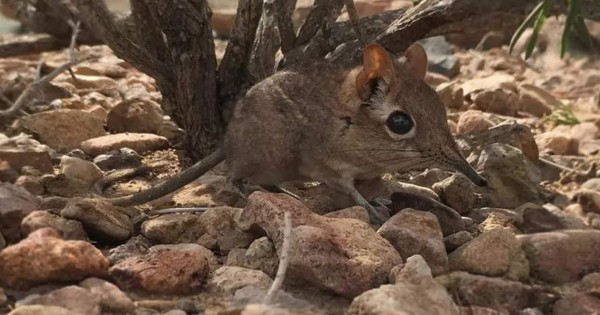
[
  {"left": 404, "top": 43, "right": 428, "bottom": 79},
  {"left": 355, "top": 43, "right": 394, "bottom": 100}
]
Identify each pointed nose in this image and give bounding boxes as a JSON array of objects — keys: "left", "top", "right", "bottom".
[{"left": 442, "top": 145, "right": 487, "bottom": 187}]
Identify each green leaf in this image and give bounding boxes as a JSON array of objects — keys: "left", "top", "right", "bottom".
[
  {"left": 573, "top": 14, "right": 595, "bottom": 50},
  {"left": 525, "top": 0, "right": 551, "bottom": 59},
  {"left": 509, "top": 0, "right": 547, "bottom": 55},
  {"left": 561, "top": 0, "right": 580, "bottom": 58}
]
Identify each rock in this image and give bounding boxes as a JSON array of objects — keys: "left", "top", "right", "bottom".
[
  {"left": 472, "top": 88, "right": 522, "bottom": 116},
  {"left": 150, "top": 243, "right": 219, "bottom": 273},
  {"left": 7, "top": 305, "right": 84, "bottom": 315},
  {"left": 106, "top": 99, "right": 164, "bottom": 134},
  {"left": 244, "top": 237, "right": 279, "bottom": 277},
  {"left": 19, "top": 109, "right": 105, "bottom": 151},
  {"left": 28, "top": 285, "right": 101, "bottom": 315},
  {"left": 348, "top": 255, "right": 459, "bottom": 315},
  {"left": 535, "top": 131, "right": 575, "bottom": 155},
  {"left": 418, "top": 36, "right": 460, "bottom": 78},
  {"left": 238, "top": 192, "right": 402, "bottom": 298},
  {"left": 391, "top": 191, "right": 465, "bottom": 236},
  {"left": 456, "top": 110, "right": 493, "bottom": 134},
  {"left": 324, "top": 206, "right": 370, "bottom": 223},
  {"left": 574, "top": 189, "right": 600, "bottom": 214},
  {"left": 519, "top": 230, "right": 600, "bottom": 284},
  {"left": 571, "top": 122, "right": 600, "bottom": 155},
  {"left": 209, "top": 266, "right": 272, "bottom": 295},
  {"left": 553, "top": 294, "right": 600, "bottom": 315},
  {"left": 579, "top": 139, "right": 600, "bottom": 156},
  {"left": 80, "top": 133, "right": 169, "bottom": 157},
  {"left": 198, "top": 207, "right": 254, "bottom": 253},
  {"left": 61, "top": 198, "right": 132, "bottom": 243},
  {"left": 0, "top": 183, "right": 40, "bottom": 242},
  {"left": 0, "top": 159, "right": 18, "bottom": 183},
  {"left": 226, "top": 248, "right": 247, "bottom": 267},
  {"left": 21, "top": 211, "right": 87, "bottom": 240},
  {"left": 517, "top": 204, "right": 565, "bottom": 233},
  {"left": 448, "top": 228, "right": 529, "bottom": 281},
  {"left": 461, "top": 73, "right": 517, "bottom": 96},
  {"left": 141, "top": 213, "right": 203, "bottom": 244},
  {"left": 0, "top": 228, "right": 109, "bottom": 289},
  {"left": 436, "top": 82, "right": 464, "bottom": 110},
  {"left": 109, "top": 247, "right": 210, "bottom": 294},
  {"left": 478, "top": 210, "right": 519, "bottom": 233},
  {"left": 107, "top": 235, "right": 151, "bottom": 264},
  {"left": 15, "top": 175, "right": 45, "bottom": 195},
  {"left": 40, "top": 174, "right": 89, "bottom": 198},
  {"left": 92, "top": 148, "right": 142, "bottom": 171},
  {"left": 0, "top": 134, "right": 53, "bottom": 173},
  {"left": 436, "top": 272, "right": 553, "bottom": 313},
  {"left": 79, "top": 277, "right": 135, "bottom": 314},
  {"left": 59, "top": 156, "right": 103, "bottom": 186},
  {"left": 444, "top": 231, "right": 473, "bottom": 252},
  {"left": 477, "top": 143, "right": 542, "bottom": 208},
  {"left": 518, "top": 83, "right": 561, "bottom": 117},
  {"left": 378, "top": 209, "right": 448, "bottom": 276},
  {"left": 432, "top": 173, "right": 477, "bottom": 215}
]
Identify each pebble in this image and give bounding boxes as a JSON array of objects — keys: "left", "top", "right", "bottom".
[
  {"left": 21, "top": 211, "right": 88, "bottom": 240},
  {"left": 109, "top": 247, "right": 210, "bottom": 294},
  {"left": 26, "top": 285, "right": 101, "bottom": 315},
  {"left": 378, "top": 209, "right": 448, "bottom": 276},
  {"left": 61, "top": 198, "right": 133, "bottom": 242},
  {"left": 0, "top": 183, "right": 39, "bottom": 242},
  {"left": 456, "top": 110, "right": 493, "bottom": 134},
  {"left": 106, "top": 99, "right": 164, "bottom": 134},
  {"left": 552, "top": 294, "right": 600, "bottom": 315},
  {"left": 198, "top": 206, "right": 254, "bottom": 253},
  {"left": 80, "top": 133, "right": 169, "bottom": 156},
  {"left": 208, "top": 266, "right": 272, "bottom": 295},
  {"left": 518, "top": 83, "right": 560, "bottom": 117},
  {"left": 141, "top": 213, "right": 204, "bottom": 244},
  {"left": 79, "top": 277, "right": 135, "bottom": 314},
  {"left": 348, "top": 255, "right": 459, "bottom": 315},
  {"left": 59, "top": 156, "right": 103, "bottom": 186},
  {"left": 244, "top": 236, "right": 279, "bottom": 277},
  {"left": 518, "top": 230, "right": 600, "bottom": 284},
  {"left": 443, "top": 231, "right": 473, "bottom": 252},
  {"left": 19, "top": 109, "right": 105, "bottom": 151},
  {"left": 0, "top": 228, "right": 108, "bottom": 289},
  {"left": 432, "top": 173, "right": 477, "bottom": 215},
  {"left": 237, "top": 192, "right": 402, "bottom": 298},
  {"left": 448, "top": 228, "right": 529, "bottom": 281},
  {"left": 93, "top": 148, "right": 142, "bottom": 171}
]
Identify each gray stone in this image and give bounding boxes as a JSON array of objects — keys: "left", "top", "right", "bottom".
[
  {"left": 209, "top": 266, "right": 272, "bottom": 295},
  {"left": 93, "top": 148, "right": 142, "bottom": 171},
  {"left": 61, "top": 198, "right": 133, "bottom": 242},
  {"left": 21, "top": 211, "right": 87, "bottom": 240}
]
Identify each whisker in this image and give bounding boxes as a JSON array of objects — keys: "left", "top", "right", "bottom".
[{"left": 330, "top": 148, "right": 421, "bottom": 153}]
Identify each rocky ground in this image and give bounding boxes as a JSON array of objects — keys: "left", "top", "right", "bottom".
[{"left": 1, "top": 2, "right": 600, "bottom": 315}]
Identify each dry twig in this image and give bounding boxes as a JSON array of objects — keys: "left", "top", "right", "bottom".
[
  {"left": 0, "top": 20, "right": 91, "bottom": 118},
  {"left": 263, "top": 211, "right": 292, "bottom": 304}
]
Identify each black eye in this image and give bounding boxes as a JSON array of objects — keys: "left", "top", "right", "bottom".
[{"left": 386, "top": 111, "right": 414, "bottom": 135}]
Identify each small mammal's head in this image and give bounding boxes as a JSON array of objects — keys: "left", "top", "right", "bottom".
[{"left": 345, "top": 43, "right": 486, "bottom": 187}]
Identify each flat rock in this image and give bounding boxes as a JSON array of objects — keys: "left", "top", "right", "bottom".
[
  {"left": 21, "top": 211, "right": 87, "bottom": 240},
  {"left": 237, "top": 192, "right": 402, "bottom": 298},
  {"left": 0, "top": 134, "right": 53, "bottom": 173},
  {"left": 59, "top": 156, "right": 103, "bottom": 186},
  {"left": 141, "top": 213, "right": 204, "bottom": 244},
  {"left": 106, "top": 99, "right": 164, "bottom": 134},
  {"left": 0, "top": 228, "right": 108, "bottom": 289},
  {"left": 61, "top": 198, "right": 132, "bottom": 242},
  {"left": 348, "top": 255, "right": 459, "bottom": 315},
  {"left": 7, "top": 305, "right": 84, "bottom": 315},
  {"left": 19, "top": 109, "right": 105, "bottom": 152},
  {"left": 324, "top": 206, "right": 370, "bottom": 223},
  {"left": 0, "top": 183, "right": 40, "bottom": 242},
  {"left": 109, "top": 247, "right": 210, "bottom": 294},
  {"left": 378, "top": 209, "right": 448, "bottom": 276},
  {"left": 553, "top": 294, "right": 600, "bottom": 315},
  {"left": 518, "top": 230, "right": 600, "bottom": 284},
  {"left": 150, "top": 243, "right": 219, "bottom": 274},
  {"left": 208, "top": 266, "right": 272, "bottom": 295},
  {"left": 79, "top": 277, "right": 134, "bottom": 314},
  {"left": 448, "top": 228, "right": 529, "bottom": 281},
  {"left": 437, "top": 272, "right": 553, "bottom": 313},
  {"left": 80, "top": 133, "right": 169, "bottom": 156},
  {"left": 27, "top": 285, "right": 101, "bottom": 315}
]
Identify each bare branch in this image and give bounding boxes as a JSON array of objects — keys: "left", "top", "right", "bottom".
[
  {"left": 263, "top": 211, "right": 292, "bottom": 304},
  {"left": 296, "top": 0, "right": 344, "bottom": 45},
  {"left": 0, "top": 36, "right": 68, "bottom": 58},
  {"left": 0, "top": 23, "right": 93, "bottom": 118},
  {"left": 70, "top": 0, "right": 171, "bottom": 81},
  {"left": 217, "top": 0, "right": 263, "bottom": 122},
  {"left": 248, "top": 0, "right": 281, "bottom": 83},
  {"left": 276, "top": 0, "right": 298, "bottom": 53}
]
